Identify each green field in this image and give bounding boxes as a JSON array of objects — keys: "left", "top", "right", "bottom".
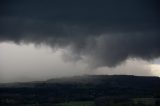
[{"left": 55, "top": 101, "right": 95, "bottom": 106}]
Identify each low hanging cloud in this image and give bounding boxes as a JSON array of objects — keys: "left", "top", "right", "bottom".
[
  {"left": 1, "top": 43, "right": 156, "bottom": 83},
  {"left": 0, "top": 0, "right": 160, "bottom": 67}
]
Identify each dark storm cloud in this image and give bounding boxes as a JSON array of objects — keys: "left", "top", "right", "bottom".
[{"left": 0, "top": 0, "right": 160, "bottom": 67}]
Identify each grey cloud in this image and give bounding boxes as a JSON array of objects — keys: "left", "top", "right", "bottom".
[{"left": 0, "top": 0, "right": 160, "bottom": 67}]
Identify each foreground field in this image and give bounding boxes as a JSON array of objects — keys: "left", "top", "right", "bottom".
[{"left": 55, "top": 101, "right": 95, "bottom": 106}]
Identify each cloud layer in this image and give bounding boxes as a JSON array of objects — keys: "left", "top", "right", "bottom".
[{"left": 0, "top": 0, "right": 160, "bottom": 67}]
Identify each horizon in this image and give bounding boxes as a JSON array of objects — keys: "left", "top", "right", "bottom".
[{"left": 1, "top": 74, "right": 160, "bottom": 84}]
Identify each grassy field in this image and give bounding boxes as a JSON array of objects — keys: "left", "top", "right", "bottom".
[
  {"left": 18, "top": 101, "right": 95, "bottom": 106},
  {"left": 55, "top": 101, "right": 95, "bottom": 106}
]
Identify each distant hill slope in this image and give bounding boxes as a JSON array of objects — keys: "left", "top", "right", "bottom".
[
  {"left": 47, "top": 75, "right": 160, "bottom": 85},
  {"left": 1, "top": 75, "right": 160, "bottom": 87},
  {"left": 46, "top": 75, "right": 160, "bottom": 96}
]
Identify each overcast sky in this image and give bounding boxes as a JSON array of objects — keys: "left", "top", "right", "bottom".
[{"left": 0, "top": 0, "right": 160, "bottom": 82}]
